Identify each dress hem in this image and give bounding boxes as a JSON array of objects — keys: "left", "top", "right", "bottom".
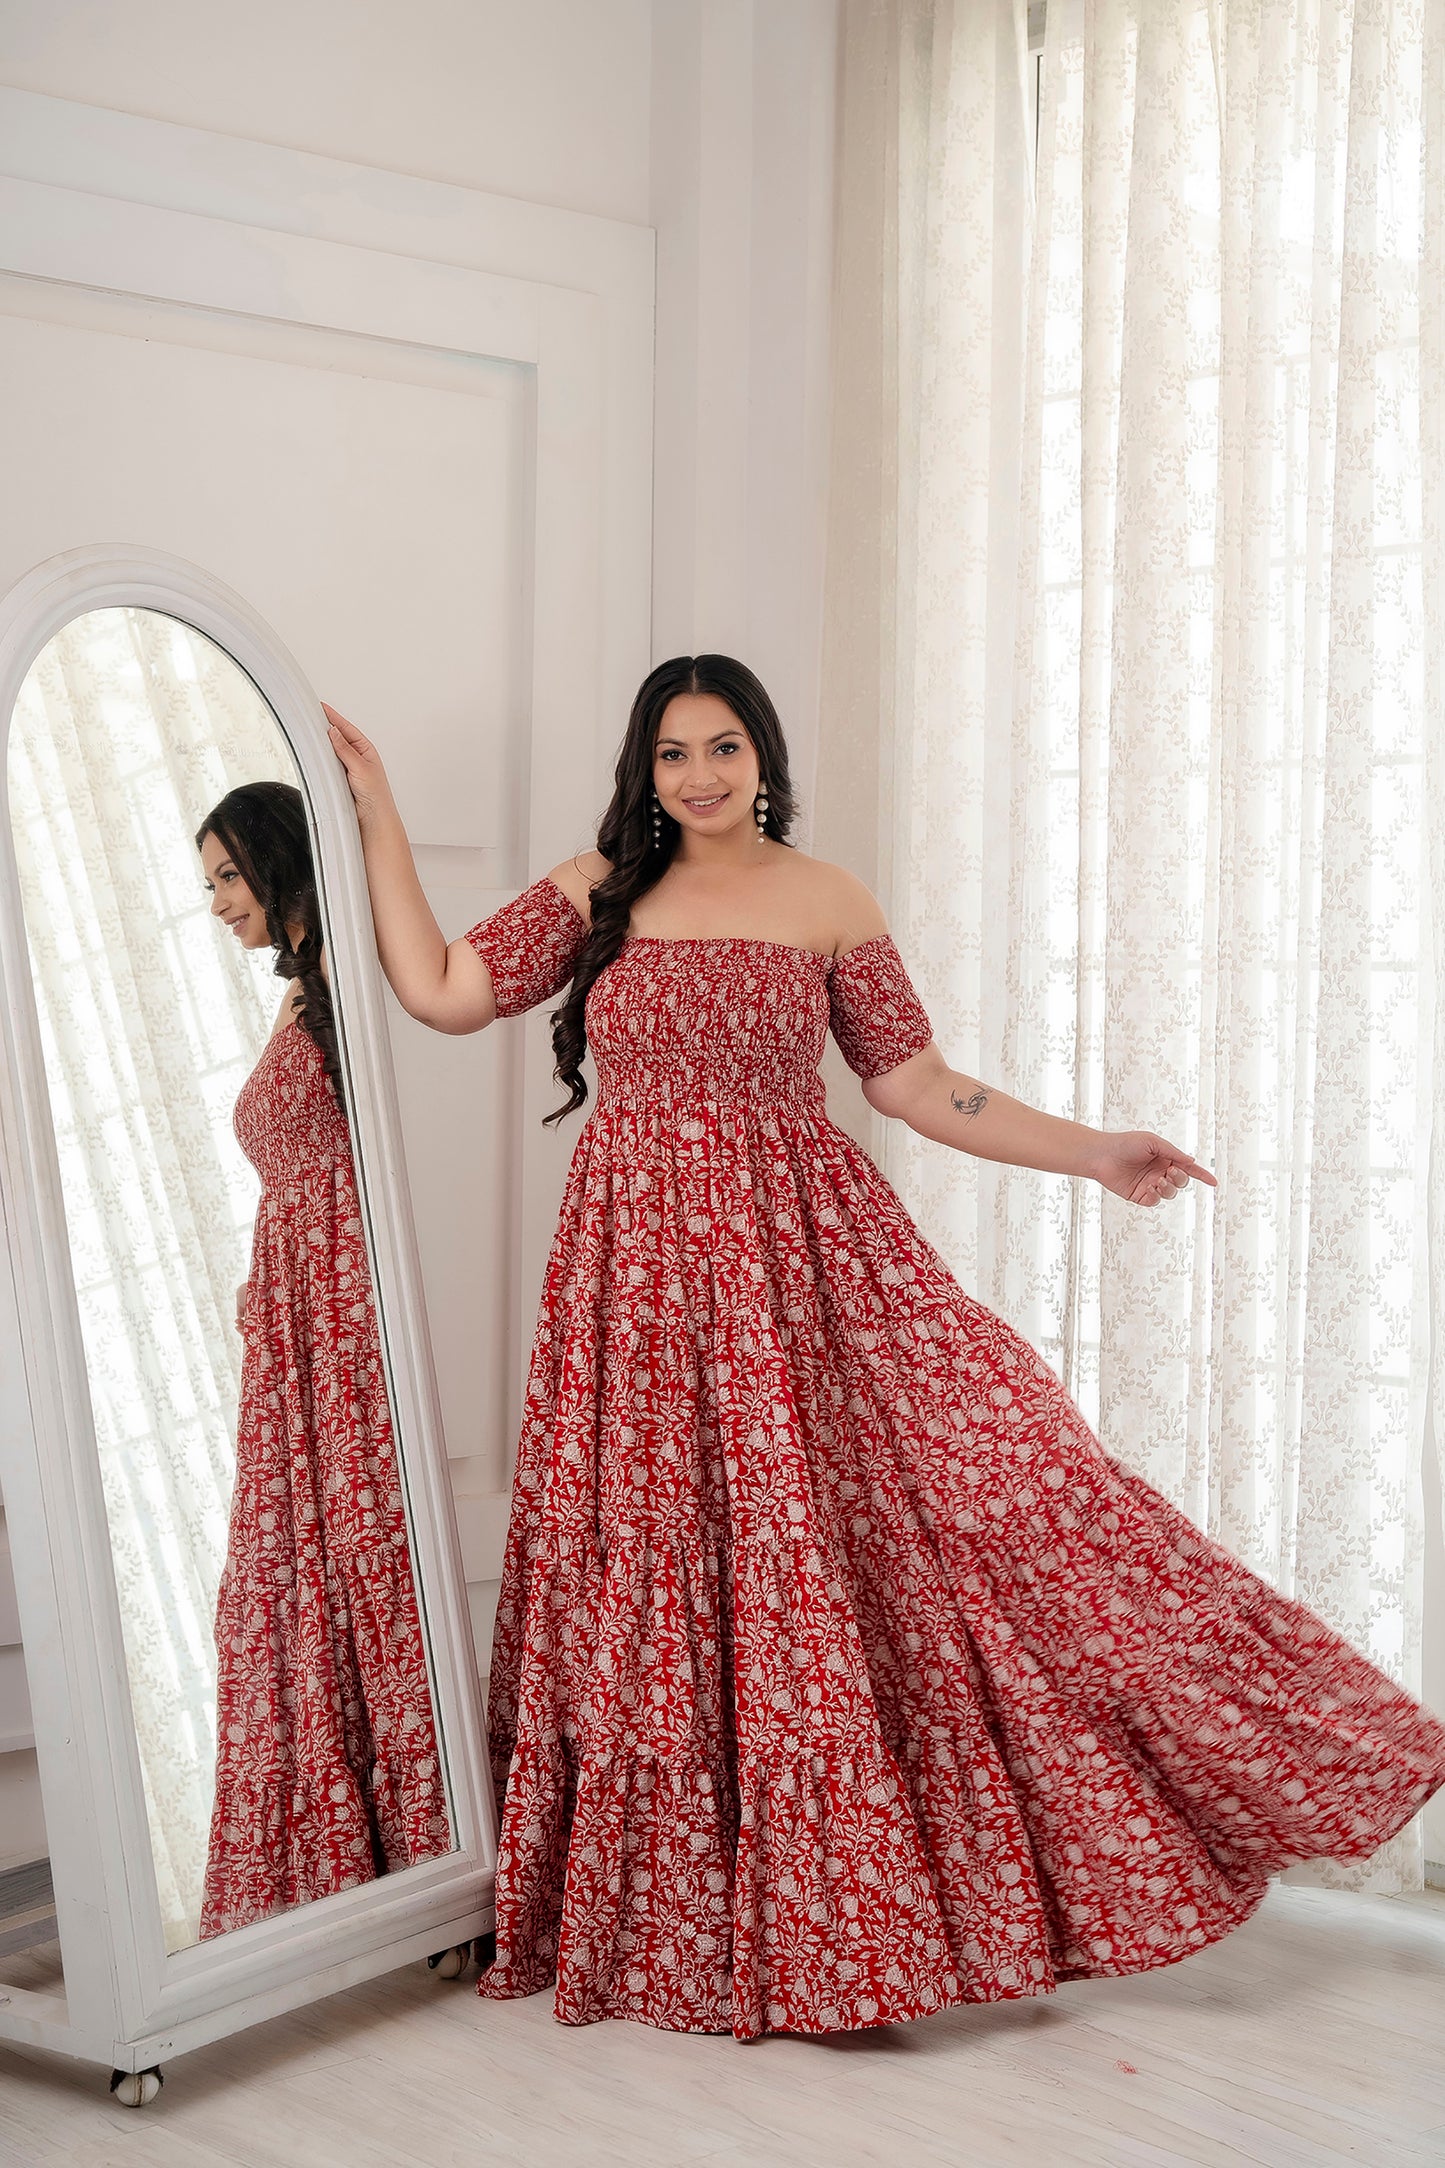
[
  {"left": 475, "top": 1740, "right": 1445, "bottom": 2039},
  {"left": 477, "top": 1878, "right": 1270, "bottom": 2041}
]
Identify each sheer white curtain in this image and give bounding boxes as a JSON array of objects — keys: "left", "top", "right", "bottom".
[
  {"left": 823, "top": 0, "right": 1444, "bottom": 1890},
  {"left": 9, "top": 609, "right": 294, "bottom": 1946}
]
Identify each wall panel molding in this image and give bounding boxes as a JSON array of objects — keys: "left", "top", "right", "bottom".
[{"left": 0, "top": 89, "right": 654, "bottom": 1742}]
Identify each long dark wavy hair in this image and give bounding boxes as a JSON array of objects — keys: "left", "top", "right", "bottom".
[
  {"left": 546, "top": 654, "right": 797, "bottom": 1124},
  {"left": 196, "top": 781, "right": 345, "bottom": 1107}
]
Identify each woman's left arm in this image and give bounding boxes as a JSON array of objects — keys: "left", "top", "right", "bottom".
[
  {"left": 825, "top": 865, "right": 1214, "bottom": 1209},
  {"left": 863, "top": 1051, "right": 1215, "bottom": 1209}
]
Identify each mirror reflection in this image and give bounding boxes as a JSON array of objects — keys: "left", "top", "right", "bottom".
[{"left": 7, "top": 608, "right": 452, "bottom": 1952}]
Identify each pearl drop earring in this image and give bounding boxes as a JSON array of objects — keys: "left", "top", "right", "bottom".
[
  {"left": 755, "top": 784, "right": 770, "bottom": 840},
  {"left": 651, "top": 790, "right": 662, "bottom": 847}
]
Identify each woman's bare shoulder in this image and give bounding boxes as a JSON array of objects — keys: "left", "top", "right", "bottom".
[
  {"left": 544, "top": 849, "right": 611, "bottom": 920},
  {"left": 786, "top": 853, "right": 889, "bottom": 951}
]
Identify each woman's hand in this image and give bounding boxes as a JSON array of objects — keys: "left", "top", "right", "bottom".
[
  {"left": 234, "top": 1280, "right": 250, "bottom": 1332},
  {"left": 1091, "top": 1132, "right": 1216, "bottom": 1209},
  {"left": 323, "top": 704, "right": 395, "bottom": 829}
]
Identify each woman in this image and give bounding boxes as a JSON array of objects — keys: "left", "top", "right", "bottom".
[
  {"left": 327, "top": 658, "right": 1445, "bottom": 2037},
  {"left": 196, "top": 781, "right": 450, "bottom": 1939}
]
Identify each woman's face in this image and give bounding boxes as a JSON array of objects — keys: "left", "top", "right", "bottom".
[
  {"left": 200, "top": 830, "right": 271, "bottom": 951},
  {"left": 652, "top": 693, "right": 762, "bottom": 843}
]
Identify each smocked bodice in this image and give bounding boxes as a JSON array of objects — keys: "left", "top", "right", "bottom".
[
  {"left": 465, "top": 878, "right": 936, "bottom": 1108},
  {"left": 587, "top": 938, "right": 834, "bottom": 1112},
  {"left": 234, "top": 1022, "right": 351, "bottom": 1191}
]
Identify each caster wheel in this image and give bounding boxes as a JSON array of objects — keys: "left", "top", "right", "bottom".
[
  {"left": 427, "top": 1944, "right": 469, "bottom": 1979},
  {"left": 474, "top": 1932, "right": 496, "bottom": 1972},
  {"left": 109, "top": 2066, "right": 163, "bottom": 2107}
]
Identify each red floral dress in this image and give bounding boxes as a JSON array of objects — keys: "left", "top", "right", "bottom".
[
  {"left": 200, "top": 1021, "right": 451, "bottom": 1939},
  {"left": 467, "top": 878, "right": 1445, "bottom": 2038}
]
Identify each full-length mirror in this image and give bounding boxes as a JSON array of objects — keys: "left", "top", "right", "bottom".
[{"left": 6, "top": 607, "right": 454, "bottom": 1955}]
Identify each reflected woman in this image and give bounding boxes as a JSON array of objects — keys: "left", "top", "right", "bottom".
[{"left": 195, "top": 782, "right": 450, "bottom": 1938}]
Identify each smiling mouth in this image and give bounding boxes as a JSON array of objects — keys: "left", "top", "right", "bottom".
[{"left": 683, "top": 794, "right": 728, "bottom": 812}]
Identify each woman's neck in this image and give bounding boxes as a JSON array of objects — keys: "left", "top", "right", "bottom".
[{"left": 671, "top": 835, "right": 770, "bottom": 874}]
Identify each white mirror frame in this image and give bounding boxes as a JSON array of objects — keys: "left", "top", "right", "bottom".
[{"left": 0, "top": 545, "right": 495, "bottom": 2076}]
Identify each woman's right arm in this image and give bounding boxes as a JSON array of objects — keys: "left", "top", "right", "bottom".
[{"left": 326, "top": 705, "right": 497, "bottom": 1034}]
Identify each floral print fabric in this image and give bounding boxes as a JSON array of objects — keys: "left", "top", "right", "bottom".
[
  {"left": 467, "top": 880, "right": 1445, "bottom": 2036},
  {"left": 200, "top": 1024, "right": 451, "bottom": 1937},
  {"left": 465, "top": 874, "right": 591, "bottom": 1016}
]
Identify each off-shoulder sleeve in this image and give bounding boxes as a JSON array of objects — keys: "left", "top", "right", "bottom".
[
  {"left": 464, "top": 877, "right": 589, "bottom": 1018},
  {"left": 828, "top": 935, "right": 935, "bottom": 1078}
]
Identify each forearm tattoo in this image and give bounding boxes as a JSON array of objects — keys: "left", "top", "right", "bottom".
[{"left": 951, "top": 1085, "right": 990, "bottom": 1122}]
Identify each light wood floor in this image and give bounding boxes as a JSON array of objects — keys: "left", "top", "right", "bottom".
[{"left": 2, "top": 1885, "right": 1444, "bottom": 2166}]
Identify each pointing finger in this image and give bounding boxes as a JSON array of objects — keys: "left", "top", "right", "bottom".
[{"left": 1165, "top": 1151, "right": 1216, "bottom": 1189}]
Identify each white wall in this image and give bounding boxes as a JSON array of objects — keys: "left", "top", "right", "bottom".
[
  {"left": 0, "top": 0, "right": 843, "bottom": 835},
  {"left": 0, "top": 0, "right": 652, "bottom": 224},
  {"left": 649, "top": 0, "right": 840, "bottom": 832}
]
